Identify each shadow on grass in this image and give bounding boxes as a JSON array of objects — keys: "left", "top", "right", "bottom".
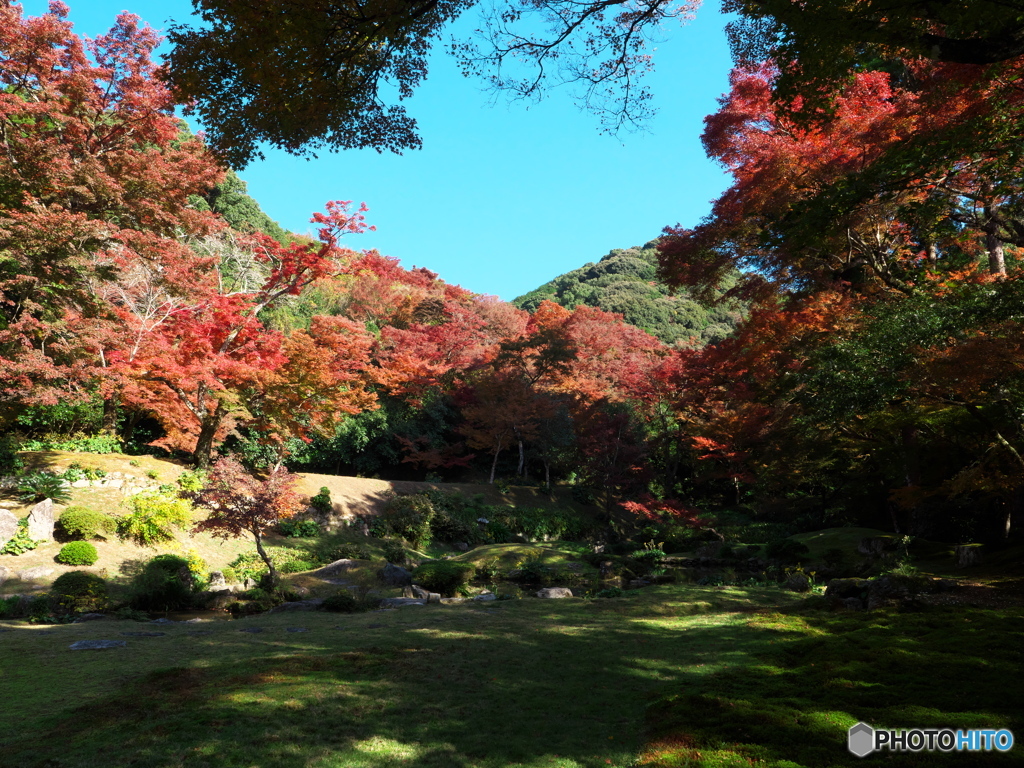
[{"left": 641, "top": 602, "right": 1024, "bottom": 767}]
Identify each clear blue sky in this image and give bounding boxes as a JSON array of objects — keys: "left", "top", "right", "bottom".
[{"left": 21, "top": 0, "right": 734, "bottom": 300}]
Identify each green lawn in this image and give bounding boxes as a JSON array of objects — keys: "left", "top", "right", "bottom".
[{"left": 1, "top": 585, "right": 1021, "bottom": 768}]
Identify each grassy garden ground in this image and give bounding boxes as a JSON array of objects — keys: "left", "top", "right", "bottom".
[{"left": 2, "top": 584, "right": 1022, "bottom": 768}]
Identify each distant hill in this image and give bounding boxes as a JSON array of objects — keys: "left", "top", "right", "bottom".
[{"left": 513, "top": 241, "right": 744, "bottom": 346}]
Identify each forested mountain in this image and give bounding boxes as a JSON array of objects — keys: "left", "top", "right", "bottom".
[{"left": 513, "top": 242, "right": 743, "bottom": 346}]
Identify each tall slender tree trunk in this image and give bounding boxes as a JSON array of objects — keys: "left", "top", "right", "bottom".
[
  {"left": 253, "top": 530, "right": 278, "bottom": 588},
  {"left": 101, "top": 394, "right": 119, "bottom": 435},
  {"left": 489, "top": 439, "right": 504, "bottom": 484},
  {"left": 193, "top": 403, "right": 225, "bottom": 469}
]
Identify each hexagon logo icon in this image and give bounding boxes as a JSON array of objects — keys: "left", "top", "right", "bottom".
[{"left": 848, "top": 722, "right": 875, "bottom": 757}]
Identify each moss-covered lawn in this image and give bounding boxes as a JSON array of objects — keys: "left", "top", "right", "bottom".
[{"left": 1, "top": 585, "right": 1021, "bottom": 768}]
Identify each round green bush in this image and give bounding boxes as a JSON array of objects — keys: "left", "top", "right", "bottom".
[
  {"left": 56, "top": 541, "right": 99, "bottom": 566},
  {"left": 128, "top": 554, "right": 194, "bottom": 611},
  {"left": 379, "top": 493, "right": 435, "bottom": 548},
  {"left": 321, "top": 591, "right": 358, "bottom": 612},
  {"left": 59, "top": 506, "right": 116, "bottom": 540},
  {"left": 412, "top": 560, "right": 476, "bottom": 597},
  {"left": 51, "top": 571, "right": 107, "bottom": 613}
]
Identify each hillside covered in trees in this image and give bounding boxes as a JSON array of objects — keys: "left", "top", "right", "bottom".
[{"left": 514, "top": 242, "right": 743, "bottom": 346}]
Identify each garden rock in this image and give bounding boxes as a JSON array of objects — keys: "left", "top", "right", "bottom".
[
  {"left": 315, "top": 559, "right": 359, "bottom": 577},
  {"left": 454, "top": 542, "right": 469, "bottom": 552},
  {"left": 0, "top": 510, "right": 18, "bottom": 550},
  {"left": 0, "top": 565, "right": 9, "bottom": 587},
  {"left": 785, "top": 572, "right": 811, "bottom": 593},
  {"left": 17, "top": 566, "right": 54, "bottom": 581},
  {"left": 377, "top": 563, "right": 413, "bottom": 587},
  {"left": 536, "top": 587, "right": 573, "bottom": 599},
  {"left": 27, "top": 498, "right": 55, "bottom": 541},
  {"left": 380, "top": 597, "right": 427, "bottom": 608},
  {"left": 824, "top": 578, "right": 870, "bottom": 604},
  {"left": 270, "top": 599, "right": 324, "bottom": 612},
  {"left": 474, "top": 592, "right": 497, "bottom": 602},
  {"left": 841, "top": 598, "right": 865, "bottom": 611},
  {"left": 406, "top": 585, "right": 431, "bottom": 599},
  {"left": 956, "top": 544, "right": 984, "bottom": 567},
  {"left": 69, "top": 640, "right": 126, "bottom": 650},
  {"left": 208, "top": 571, "right": 227, "bottom": 589},
  {"left": 857, "top": 537, "right": 897, "bottom": 557}
]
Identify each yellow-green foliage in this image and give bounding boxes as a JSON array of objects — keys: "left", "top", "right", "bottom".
[
  {"left": 118, "top": 491, "right": 192, "bottom": 546},
  {"left": 59, "top": 506, "right": 116, "bottom": 540}
]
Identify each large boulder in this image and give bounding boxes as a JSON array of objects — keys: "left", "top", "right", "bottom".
[
  {"left": 208, "top": 571, "right": 228, "bottom": 589},
  {"left": 536, "top": 587, "right": 574, "bottom": 599},
  {"left": 785, "top": 572, "right": 811, "bottom": 593},
  {"left": 824, "top": 578, "right": 870, "bottom": 607},
  {"left": 17, "top": 566, "right": 55, "bottom": 581},
  {"left": 27, "top": 498, "right": 55, "bottom": 541},
  {"left": 377, "top": 563, "right": 413, "bottom": 587},
  {"left": 0, "top": 510, "right": 18, "bottom": 550},
  {"left": 315, "top": 559, "right": 359, "bottom": 577}
]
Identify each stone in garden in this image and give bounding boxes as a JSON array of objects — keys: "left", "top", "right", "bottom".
[
  {"left": 377, "top": 563, "right": 413, "bottom": 587},
  {"left": 69, "top": 640, "right": 126, "bottom": 650},
  {"left": 824, "top": 578, "right": 869, "bottom": 605},
  {"left": 27, "top": 498, "right": 55, "bottom": 541},
  {"left": 270, "top": 599, "right": 324, "bottom": 612},
  {"left": 315, "top": 559, "right": 358, "bottom": 577},
  {"left": 440, "top": 597, "right": 467, "bottom": 605},
  {"left": 857, "top": 537, "right": 896, "bottom": 557},
  {"left": 473, "top": 593, "right": 497, "bottom": 602},
  {"left": 73, "top": 613, "right": 108, "bottom": 622},
  {"left": 0, "top": 565, "right": 8, "bottom": 587},
  {"left": 208, "top": 571, "right": 227, "bottom": 589},
  {"left": 427, "top": 592, "right": 441, "bottom": 604},
  {"left": 784, "top": 572, "right": 811, "bottom": 592},
  {"left": 454, "top": 542, "right": 469, "bottom": 552},
  {"left": 536, "top": 587, "right": 573, "bottom": 599},
  {"left": 71, "top": 479, "right": 90, "bottom": 488},
  {"left": 0, "top": 510, "right": 18, "bottom": 550},
  {"left": 286, "top": 627, "right": 309, "bottom": 632},
  {"left": 150, "top": 617, "right": 177, "bottom": 624},
  {"left": 409, "top": 585, "right": 430, "bottom": 599},
  {"left": 841, "top": 597, "right": 864, "bottom": 611},
  {"left": 380, "top": 597, "right": 427, "bottom": 608},
  {"left": 17, "top": 566, "right": 54, "bottom": 581},
  {"left": 955, "top": 544, "right": 983, "bottom": 567}
]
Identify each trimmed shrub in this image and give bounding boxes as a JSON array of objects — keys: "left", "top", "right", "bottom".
[
  {"left": 313, "top": 540, "right": 371, "bottom": 562},
  {"left": 128, "top": 554, "right": 195, "bottom": 611},
  {"left": 321, "top": 591, "right": 379, "bottom": 613},
  {"left": 59, "top": 506, "right": 116, "bottom": 540},
  {"left": 56, "top": 541, "right": 99, "bottom": 566},
  {"left": 381, "top": 539, "right": 407, "bottom": 565},
  {"left": 412, "top": 560, "right": 476, "bottom": 597},
  {"left": 765, "top": 539, "right": 811, "bottom": 564},
  {"left": 309, "top": 487, "right": 332, "bottom": 514},
  {"left": 118, "top": 491, "right": 192, "bottom": 546},
  {"left": 278, "top": 519, "right": 321, "bottom": 538},
  {"left": 378, "top": 493, "right": 435, "bottom": 548},
  {"left": 51, "top": 571, "right": 107, "bottom": 614},
  {"left": 277, "top": 558, "right": 317, "bottom": 573},
  {"left": 176, "top": 468, "right": 208, "bottom": 492},
  {"left": 321, "top": 591, "right": 358, "bottom": 612}
]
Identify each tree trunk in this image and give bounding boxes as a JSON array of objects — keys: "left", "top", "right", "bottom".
[
  {"left": 254, "top": 530, "right": 278, "bottom": 588},
  {"left": 192, "top": 404, "right": 225, "bottom": 469},
  {"left": 986, "top": 229, "right": 1007, "bottom": 276},
  {"left": 517, "top": 437, "right": 525, "bottom": 478},
  {"left": 101, "top": 395, "right": 119, "bottom": 435},
  {"left": 489, "top": 442, "right": 503, "bottom": 484}
]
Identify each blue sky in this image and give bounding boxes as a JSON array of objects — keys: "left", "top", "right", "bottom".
[{"left": 20, "top": 0, "right": 734, "bottom": 300}]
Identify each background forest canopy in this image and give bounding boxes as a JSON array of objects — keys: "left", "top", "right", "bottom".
[{"left": 3, "top": 0, "right": 1024, "bottom": 549}]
